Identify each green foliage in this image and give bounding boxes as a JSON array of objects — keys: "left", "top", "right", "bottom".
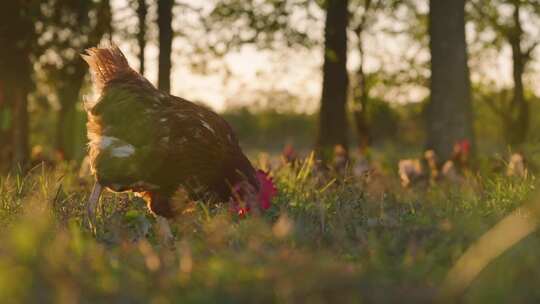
[
  {"left": 205, "top": 0, "right": 318, "bottom": 54},
  {"left": 1, "top": 153, "right": 540, "bottom": 302}
]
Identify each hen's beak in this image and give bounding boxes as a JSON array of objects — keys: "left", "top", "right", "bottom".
[{"left": 87, "top": 181, "right": 103, "bottom": 230}]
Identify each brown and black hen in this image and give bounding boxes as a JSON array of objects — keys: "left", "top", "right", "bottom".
[{"left": 83, "top": 46, "right": 277, "bottom": 237}]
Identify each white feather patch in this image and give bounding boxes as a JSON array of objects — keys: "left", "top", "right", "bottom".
[
  {"left": 99, "top": 136, "right": 117, "bottom": 149},
  {"left": 111, "top": 145, "right": 136, "bottom": 158},
  {"left": 94, "top": 136, "right": 136, "bottom": 158}
]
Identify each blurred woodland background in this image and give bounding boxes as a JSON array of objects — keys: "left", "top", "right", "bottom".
[
  {"left": 3, "top": 2, "right": 540, "bottom": 302},
  {"left": 1, "top": 0, "right": 540, "bottom": 171}
]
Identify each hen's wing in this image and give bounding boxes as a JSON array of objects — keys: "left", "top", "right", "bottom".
[
  {"left": 89, "top": 81, "right": 249, "bottom": 199},
  {"left": 150, "top": 96, "right": 244, "bottom": 197}
]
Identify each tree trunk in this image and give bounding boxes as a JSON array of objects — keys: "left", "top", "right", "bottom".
[
  {"left": 427, "top": 0, "right": 474, "bottom": 161},
  {"left": 0, "top": 80, "right": 13, "bottom": 171},
  {"left": 158, "top": 0, "right": 173, "bottom": 93},
  {"left": 316, "top": 0, "right": 349, "bottom": 159},
  {"left": 506, "top": 2, "right": 528, "bottom": 146},
  {"left": 11, "top": 84, "right": 29, "bottom": 170},
  {"left": 0, "top": 1, "right": 34, "bottom": 171},
  {"left": 9, "top": 52, "right": 32, "bottom": 171},
  {"left": 137, "top": 0, "right": 148, "bottom": 75},
  {"left": 354, "top": 36, "right": 370, "bottom": 152}
]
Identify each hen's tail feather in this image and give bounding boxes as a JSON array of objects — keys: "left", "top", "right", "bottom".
[{"left": 82, "top": 45, "right": 132, "bottom": 92}]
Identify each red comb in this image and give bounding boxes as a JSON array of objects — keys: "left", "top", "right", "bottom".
[
  {"left": 231, "top": 170, "right": 277, "bottom": 217},
  {"left": 459, "top": 139, "right": 471, "bottom": 154},
  {"left": 283, "top": 144, "right": 297, "bottom": 158}
]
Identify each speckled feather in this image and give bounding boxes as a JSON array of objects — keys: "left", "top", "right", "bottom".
[{"left": 83, "top": 46, "right": 258, "bottom": 217}]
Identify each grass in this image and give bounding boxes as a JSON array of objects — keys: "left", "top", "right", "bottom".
[{"left": 0, "top": 156, "right": 539, "bottom": 303}]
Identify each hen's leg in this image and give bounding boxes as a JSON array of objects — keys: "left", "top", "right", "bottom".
[
  {"left": 143, "top": 191, "right": 176, "bottom": 247},
  {"left": 87, "top": 181, "right": 103, "bottom": 230},
  {"left": 156, "top": 216, "right": 174, "bottom": 247}
]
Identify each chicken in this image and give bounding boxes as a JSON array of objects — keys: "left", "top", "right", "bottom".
[
  {"left": 353, "top": 153, "right": 371, "bottom": 178},
  {"left": 398, "top": 158, "right": 424, "bottom": 188},
  {"left": 82, "top": 46, "right": 277, "bottom": 238},
  {"left": 440, "top": 140, "right": 471, "bottom": 182},
  {"left": 281, "top": 144, "right": 299, "bottom": 167},
  {"left": 506, "top": 152, "right": 527, "bottom": 178},
  {"left": 451, "top": 140, "right": 471, "bottom": 169},
  {"left": 30, "top": 145, "right": 59, "bottom": 169},
  {"left": 332, "top": 144, "right": 349, "bottom": 175},
  {"left": 398, "top": 149, "right": 442, "bottom": 187},
  {"left": 423, "top": 149, "right": 440, "bottom": 184}
]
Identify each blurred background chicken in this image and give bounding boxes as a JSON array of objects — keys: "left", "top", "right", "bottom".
[
  {"left": 332, "top": 144, "right": 349, "bottom": 175},
  {"left": 506, "top": 152, "right": 527, "bottom": 178},
  {"left": 83, "top": 46, "right": 277, "bottom": 240},
  {"left": 440, "top": 140, "right": 471, "bottom": 182},
  {"left": 398, "top": 150, "right": 438, "bottom": 188},
  {"left": 398, "top": 140, "right": 471, "bottom": 188},
  {"left": 398, "top": 158, "right": 425, "bottom": 188},
  {"left": 352, "top": 152, "right": 371, "bottom": 178},
  {"left": 281, "top": 144, "right": 299, "bottom": 167}
]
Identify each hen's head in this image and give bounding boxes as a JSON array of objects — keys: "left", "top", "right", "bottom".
[
  {"left": 82, "top": 45, "right": 154, "bottom": 99},
  {"left": 282, "top": 144, "right": 298, "bottom": 164},
  {"left": 458, "top": 139, "right": 471, "bottom": 155},
  {"left": 231, "top": 170, "right": 278, "bottom": 217},
  {"left": 452, "top": 139, "right": 471, "bottom": 164}
]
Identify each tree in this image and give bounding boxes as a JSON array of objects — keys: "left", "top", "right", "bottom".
[
  {"left": 470, "top": 0, "right": 540, "bottom": 146},
  {"left": 0, "top": 1, "right": 38, "bottom": 171},
  {"left": 203, "top": 1, "right": 315, "bottom": 54},
  {"left": 349, "top": 0, "right": 383, "bottom": 151},
  {"left": 0, "top": 79, "right": 10, "bottom": 171},
  {"left": 157, "top": 0, "right": 174, "bottom": 93},
  {"left": 316, "top": 0, "right": 350, "bottom": 155},
  {"left": 137, "top": 0, "right": 148, "bottom": 75},
  {"left": 36, "top": 0, "right": 112, "bottom": 160},
  {"left": 178, "top": 1, "right": 425, "bottom": 156},
  {"left": 427, "top": 0, "right": 474, "bottom": 161},
  {"left": 200, "top": 0, "right": 350, "bottom": 155}
]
